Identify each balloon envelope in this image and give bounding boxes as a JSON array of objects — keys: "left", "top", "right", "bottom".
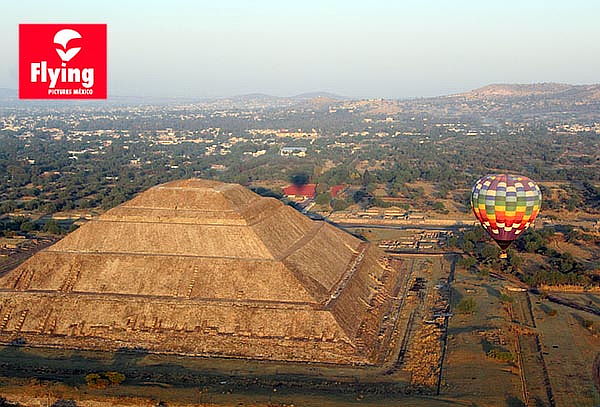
[{"left": 471, "top": 174, "right": 542, "bottom": 249}]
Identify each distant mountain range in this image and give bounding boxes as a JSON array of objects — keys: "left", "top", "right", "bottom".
[
  {"left": 213, "top": 91, "right": 345, "bottom": 106},
  {"left": 452, "top": 82, "right": 600, "bottom": 101},
  {"left": 1, "top": 84, "right": 599, "bottom": 106}
]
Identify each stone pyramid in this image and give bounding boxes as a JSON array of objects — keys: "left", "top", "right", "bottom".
[{"left": 0, "top": 179, "right": 401, "bottom": 364}]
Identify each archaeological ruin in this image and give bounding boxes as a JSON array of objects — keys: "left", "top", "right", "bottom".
[{"left": 0, "top": 179, "right": 403, "bottom": 365}]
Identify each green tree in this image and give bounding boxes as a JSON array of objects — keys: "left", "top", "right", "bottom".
[
  {"left": 480, "top": 244, "right": 500, "bottom": 261},
  {"left": 463, "top": 240, "right": 475, "bottom": 252},
  {"left": 43, "top": 219, "right": 62, "bottom": 235},
  {"left": 315, "top": 193, "right": 330, "bottom": 205},
  {"left": 457, "top": 255, "right": 477, "bottom": 269},
  {"left": 432, "top": 201, "right": 447, "bottom": 213},
  {"left": 362, "top": 169, "right": 373, "bottom": 186},
  {"left": 19, "top": 221, "right": 35, "bottom": 233},
  {"left": 331, "top": 199, "right": 350, "bottom": 211},
  {"left": 104, "top": 371, "right": 126, "bottom": 385}
]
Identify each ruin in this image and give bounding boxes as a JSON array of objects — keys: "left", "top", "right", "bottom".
[{"left": 0, "top": 179, "right": 402, "bottom": 365}]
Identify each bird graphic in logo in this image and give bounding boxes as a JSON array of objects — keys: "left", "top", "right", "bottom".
[{"left": 53, "top": 29, "right": 82, "bottom": 67}]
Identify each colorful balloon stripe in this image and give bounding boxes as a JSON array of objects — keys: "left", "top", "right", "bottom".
[{"left": 471, "top": 174, "right": 542, "bottom": 242}]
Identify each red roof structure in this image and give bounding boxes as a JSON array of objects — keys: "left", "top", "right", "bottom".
[
  {"left": 329, "top": 184, "right": 345, "bottom": 198},
  {"left": 283, "top": 184, "right": 316, "bottom": 199}
]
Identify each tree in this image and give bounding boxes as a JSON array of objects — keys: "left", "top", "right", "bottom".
[
  {"left": 19, "top": 221, "right": 35, "bottom": 233},
  {"left": 315, "top": 193, "right": 330, "bottom": 206},
  {"left": 507, "top": 251, "right": 523, "bottom": 269},
  {"left": 447, "top": 236, "right": 458, "bottom": 248},
  {"left": 331, "top": 199, "right": 350, "bottom": 211},
  {"left": 43, "top": 220, "right": 62, "bottom": 235},
  {"left": 352, "top": 189, "right": 373, "bottom": 207},
  {"left": 362, "top": 169, "right": 373, "bottom": 186},
  {"left": 486, "top": 348, "right": 514, "bottom": 363},
  {"left": 480, "top": 244, "right": 500, "bottom": 261},
  {"left": 463, "top": 240, "right": 475, "bottom": 252},
  {"left": 432, "top": 201, "right": 447, "bottom": 213},
  {"left": 104, "top": 371, "right": 126, "bottom": 385},
  {"left": 85, "top": 371, "right": 125, "bottom": 389},
  {"left": 0, "top": 201, "right": 17, "bottom": 215},
  {"left": 457, "top": 256, "right": 476, "bottom": 269},
  {"left": 41, "top": 202, "right": 57, "bottom": 214}
]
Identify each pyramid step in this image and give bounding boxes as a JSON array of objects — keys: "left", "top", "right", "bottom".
[{"left": 186, "top": 265, "right": 199, "bottom": 298}]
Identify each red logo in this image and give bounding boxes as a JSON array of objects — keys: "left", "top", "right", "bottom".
[{"left": 19, "top": 24, "right": 107, "bottom": 99}]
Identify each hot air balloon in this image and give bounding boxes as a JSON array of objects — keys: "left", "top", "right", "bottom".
[{"left": 471, "top": 174, "right": 542, "bottom": 258}]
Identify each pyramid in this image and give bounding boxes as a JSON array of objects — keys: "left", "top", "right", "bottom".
[{"left": 0, "top": 179, "right": 401, "bottom": 364}]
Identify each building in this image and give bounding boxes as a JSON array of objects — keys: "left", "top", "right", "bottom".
[
  {"left": 280, "top": 146, "right": 307, "bottom": 157},
  {"left": 0, "top": 179, "right": 401, "bottom": 365},
  {"left": 282, "top": 183, "right": 317, "bottom": 201},
  {"left": 329, "top": 184, "right": 346, "bottom": 198}
]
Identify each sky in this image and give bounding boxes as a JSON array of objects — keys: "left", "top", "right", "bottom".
[{"left": 1, "top": 0, "right": 600, "bottom": 99}]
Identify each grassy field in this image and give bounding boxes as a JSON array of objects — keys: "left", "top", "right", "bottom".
[
  {"left": 442, "top": 266, "right": 524, "bottom": 406},
  {"left": 531, "top": 293, "right": 600, "bottom": 406}
]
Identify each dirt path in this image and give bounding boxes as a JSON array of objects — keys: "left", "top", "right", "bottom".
[
  {"left": 511, "top": 292, "right": 555, "bottom": 407},
  {"left": 546, "top": 293, "right": 600, "bottom": 317},
  {"left": 436, "top": 255, "right": 456, "bottom": 395},
  {"left": 594, "top": 353, "right": 600, "bottom": 394}
]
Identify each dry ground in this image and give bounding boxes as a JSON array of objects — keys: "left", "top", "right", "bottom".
[
  {"left": 442, "top": 267, "right": 523, "bottom": 406},
  {"left": 531, "top": 294, "right": 600, "bottom": 406}
]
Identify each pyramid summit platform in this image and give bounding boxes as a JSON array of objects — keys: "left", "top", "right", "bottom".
[{"left": 0, "top": 179, "right": 402, "bottom": 365}]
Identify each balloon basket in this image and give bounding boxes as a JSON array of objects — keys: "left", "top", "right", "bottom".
[{"left": 499, "top": 251, "right": 508, "bottom": 259}]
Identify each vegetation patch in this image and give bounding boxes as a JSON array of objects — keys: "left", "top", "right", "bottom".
[
  {"left": 84, "top": 371, "right": 126, "bottom": 389},
  {"left": 486, "top": 348, "right": 515, "bottom": 363},
  {"left": 455, "top": 297, "right": 477, "bottom": 314}
]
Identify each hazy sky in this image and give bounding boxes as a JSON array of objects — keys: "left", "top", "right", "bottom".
[{"left": 2, "top": 0, "right": 600, "bottom": 99}]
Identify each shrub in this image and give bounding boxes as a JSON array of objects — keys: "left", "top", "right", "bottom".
[
  {"left": 487, "top": 348, "right": 514, "bottom": 363},
  {"left": 457, "top": 256, "right": 476, "bottom": 269},
  {"left": 85, "top": 371, "right": 126, "bottom": 388},
  {"left": 104, "top": 371, "right": 126, "bottom": 385},
  {"left": 456, "top": 297, "right": 477, "bottom": 314},
  {"left": 85, "top": 373, "right": 109, "bottom": 389},
  {"left": 315, "top": 193, "right": 330, "bottom": 205},
  {"left": 43, "top": 219, "right": 63, "bottom": 235},
  {"left": 331, "top": 199, "right": 350, "bottom": 211}
]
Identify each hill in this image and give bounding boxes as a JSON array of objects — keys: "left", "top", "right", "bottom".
[{"left": 454, "top": 82, "right": 600, "bottom": 101}]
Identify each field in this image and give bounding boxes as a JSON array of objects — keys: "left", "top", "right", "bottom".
[
  {"left": 531, "top": 293, "right": 600, "bottom": 406},
  {"left": 443, "top": 264, "right": 600, "bottom": 407},
  {"left": 442, "top": 266, "right": 523, "bottom": 406}
]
